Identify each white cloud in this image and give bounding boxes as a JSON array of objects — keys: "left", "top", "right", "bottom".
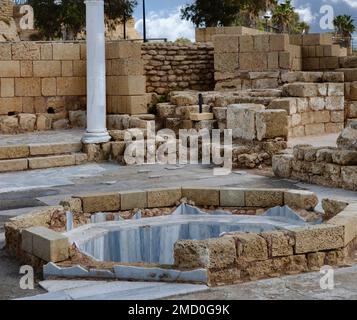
[
  {"left": 342, "top": 0, "right": 357, "bottom": 9},
  {"left": 135, "top": 7, "right": 195, "bottom": 42},
  {"left": 295, "top": 5, "right": 317, "bottom": 24}
]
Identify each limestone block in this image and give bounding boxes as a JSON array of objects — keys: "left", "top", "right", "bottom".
[
  {"left": 190, "top": 113, "right": 213, "bottom": 121},
  {"left": 75, "top": 153, "right": 88, "bottom": 165},
  {"left": 320, "top": 57, "right": 339, "bottom": 70},
  {"left": 322, "top": 198, "right": 348, "bottom": 217},
  {"left": 328, "top": 83, "right": 344, "bottom": 96},
  {"left": 41, "top": 78, "right": 57, "bottom": 97},
  {"left": 0, "top": 159, "right": 28, "bottom": 173},
  {"left": 36, "top": 114, "right": 52, "bottom": 131},
  {"left": 33, "top": 61, "right": 61, "bottom": 77},
  {"left": 61, "top": 61, "right": 73, "bottom": 76},
  {"left": 19, "top": 113, "right": 36, "bottom": 132},
  {"left": 0, "top": 44, "right": 12, "bottom": 60},
  {"left": 175, "top": 105, "right": 210, "bottom": 119},
  {"left": 28, "top": 155, "right": 76, "bottom": 170},
  {"left": 284, "top": 190, "right": 318, "bottom": 210},
  {"left": 110, "top": 58, "right": 144, "bottom": 76},
  {"left": 239, "top": 35, "right": 253, "bottom": 52},
  {"left": 337, "top": 126, "right": 357, "bottom": 150},
  {"left": 283, "top": 83, "right": 319, "bottom": 97},
  {"left": 170, "top": 93, "right": 197, "bottom": 106},
  {"left": 231, "top": 233, "right": 268, "bottom": 262},
  {"left": 307, "top": 252, "right": 326, "bottom": 270},
  {"left": 261, "top": 231, "right": 294, "bottom": 257},
  {"left": 214, "top": 52, "right": 239, "bottom": 73},
  {"left": 0, "top": 145, "right": 29, "bottom": 160},
  {"left": 213, "top": 107, "right": 227, "bottom": 121},
  {"left": 245, "top": 189, "right": 284, "bottom": 207},
  {"left": 22, "top": 226, "right": 69, "bottom": 262},
  {"left": 267, "top": 52, "right": 279, "bottom": 69},
  {"left": 220, "top": 188, "right": 245, "bottom": 207},
  {"left": 323, "top": 72, "right": 344, "bottom": 82},
  {"left": 15, "top": 78, "right": 41, "bottom": 97},
  {"left": 73, "top": 60, "right": 86, "bottom": 77},
  {"left": 305, "top": 123, "right": 325, "bottom": 136},
  {"left": 20, "top": 61, "right": 33, "bottom": 78},
  {"left": 182, "top": 187, "right": 220, "bottom": 206},
  {"left": 302, "top": 33, "right": 332, "bottom": 46},
  {"left": 0, "top": 115, "right": 19, "bottom": 133},
  {"left": 147, "top": 188, "right": 182, "bottom": 208},
  {"left": 59, "top": 197, "right": 83, "bottom": 213},
  {"left": 272, "top": 154, "right": 293, "bottom": 178},
  {"left": 268, "top": 98, "right": 296, "bottom": 115},
  {"left": 156, "top": 103, "right": 176, "bottom": 118},
  {"left": 78, "top": 192, "right": 120, "bottom": 213},
  {"left": 29, "top": 142, "right": 81, "bottom": 156},
  {"left": 111, "top": 141, "right": 126, "bottom": 159},
  {"left": 40, "top": 44, "right": 53, "bottom": 60},
  {"left": 109, "top": 130, "right": 126, "bottom": 141},
  {"left": 325, "top": 123, "right": 344, "bottom": 134},
  {"left": 106, "top": 42, "right": 141, "bottom": 59},
  {"left": 52, "top": 43, "right": 80, "bottom": 60},
  {"left": 341, "top": 166, "right": 357, "bottom": 190},
  {"left": 11, "top": 43, "right": 40, "bottom": 60},
  {"left": 253, "top": 34, "right": 270, "bottom": 52},
  {"left": 256, "top": 110, "right": 288, "bottom": 141},
  {"left": 120, "top": 190, "right": 147, "bottom": 210},
  {"left": 309, "top": 97, "right": 325, "bottom": 111},
  {"left": 288, "top": 224, "right": 344, "bottom": 253},
  {"left": 69, "top": 110, "right": 86, "bottom": 128},
  {"left": 0, "top": 61, "right": 20, "bottom": 78},
  {"left": 52, "top": 119, "right": 69, "bottom": 130},
  {"left": 214, "top": 35, "right": 239, "bottom": 53},
  {"left": 279, "top": 51, "right": 290, "bottom": 69},
  {"left": 270, "top": 34, "right": 289, "bottom": 51},
  {"left": 1, "top": 78, "right": 14, "bottom": 97},
  {"left": 239, "top": 52, "right": 267, "bottom": 71},
  {"left": 332, "top": 150, "right": 357, "bottom": 165},
  {"left": 226, "top": 104, "right": 265, "bottom": 140},
  {"left": 56, "top": 77, "right": 86, "bottom": 96}
]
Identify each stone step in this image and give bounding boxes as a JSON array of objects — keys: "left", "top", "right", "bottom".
[
  {"left": 0, "top": 153, "right": 88, "bottom": 173},
  {"left": 0, "top": 142, "right": 82, "bottom": 160}
]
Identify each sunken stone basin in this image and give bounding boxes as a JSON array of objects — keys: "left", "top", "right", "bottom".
[{"left": 69, "top": 204, "right": 308, "bottom": 265}]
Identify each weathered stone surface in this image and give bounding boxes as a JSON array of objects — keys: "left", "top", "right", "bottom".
[
  {"left": 59, "top": 197, "right": 83, "bottom": 213},
  {"left": 226, "top": 104, "right": 265, "bottom": 140},
  {"left": 29, "top": 143, "right": 81, "bottom": 156},
  {"left": 69, "top": 110, "right": 86, "bottom": 128},
  {"left": 0, "top": 158, "right": 28, "bottom": 172},
  {"left": 337, "top": 126, "right": 357, "bottom": 151},
  {"left": 272, "top": 154, "right": 293, "bottom": 178},
  {"left": 245, "top": 189, "right": 284, "bottom": 207},
  {"left": 230, "top": 233, "right": 268, "bottom": 262},
  {"left": 268, "top": 98, "right": 297, "bottom": 115},
  {"left": 28, "top": 155, "right": 76, "bottom": 170},
  {"left": 78, "top": 192, "right": 120, "bottom": 213},
  {"left": 120, "top": 190, "right": 147, "bottom": 210},
  {"left": 284, "top": 190, "right": 318, "bottom": 210},
  {"left": 332, "top": 150, "right": 357, "bottom": 165},
  {"left": 0, "top": 116, "right": 18, "bottom": 134},
  {"left": 322, "top": 198, "right": 349, "bottom": 218},
  {"left": 190, "top": 113, "right": 214, "bottom": 121},
  {"left": 261, "top": 231, "right": 294, "bottom": 257},
  {"left": 75, "top": 153, "right": 88, "bottom": 165},
  {"left": 147, "top": 188, "right": 182, "bottom": 208},
  {"left": 22, "top": 226, "right": 69, "bottom": 262},
  {"left": 307, "top": 252, "right": 325, "bottom": 270},
  {"left": 182, "top": 187, "right": 219, "bottom": 206},
  {"left": 220, "top": 188, "right": 245, "bottom": 207},
  {"left": 174, "top": 240, "right": 209, "bottom": 269},
  {"left": 288, "top": 224, "right": 344, "bottom": 254},
  {"left": 0, "top": 145, "right": 29, "bottom": 160},
  {"left": 255, "top": 110, "right": 288, "bottom": 141}
]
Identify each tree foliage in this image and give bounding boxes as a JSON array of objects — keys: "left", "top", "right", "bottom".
[
  {"left": 333, "top": 14, "right": 355, "bottom": 38},
  {"left": 28, "top": 0, "right": 137, "bottom": 40},
  {"left": 271, "top": 0, "right": 295, "bottom": 33}
]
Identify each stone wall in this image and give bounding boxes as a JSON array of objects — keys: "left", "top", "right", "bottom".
[
  {"left": 214, "top": 34, "right": 302, "bottom": 91},
  {"left": 196, "top": 26, "right": 266, "bottom": 43},
  {"left": 0, "top": 41, "right": 148, "bottom": 133},
  {"left": 142, "top": 42, "right": 214, "bottom": 95},
  {"left": 0, "top": 42, "right": 87, "bottom": 133}
]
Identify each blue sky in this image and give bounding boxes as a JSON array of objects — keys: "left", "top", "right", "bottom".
[{"left": 133, "top": 0, "right": 357, "bottom": 41}]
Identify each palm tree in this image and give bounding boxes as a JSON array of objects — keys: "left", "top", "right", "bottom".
[
  {"left": 239, "top": 0, "right": 278, "bottom": 28},
  {"left": 333, "top": 15, "right": 355, "bottom": 48},
  {"left": 271, "top": 0, "right": 295, "bottom": 33}
]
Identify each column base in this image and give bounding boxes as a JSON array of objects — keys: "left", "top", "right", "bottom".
[{"left": 82, "top": 131, "right": 111, "bottom": 144}]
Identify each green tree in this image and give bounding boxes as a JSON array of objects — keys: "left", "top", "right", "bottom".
[
  {"left": 333, "top": 15, "right": 355, "bottom": 49},
  {"left": 289, "top": 12, "right": 310, "bottom": 34},
  {"left": 181, "top": 0, "right": 241, "bottom": 27},
  {"left": 239, "top": 0, "right": 277, "bottom": 28},
  {"left": 28, "top": 0, "right": 137, "bottom": 40},
  {"left": 271, "top": 0, "right": 295, "bottom": 33}
]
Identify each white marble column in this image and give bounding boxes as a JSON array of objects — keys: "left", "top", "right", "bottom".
[{"left": 82, "top": 0, "right": 111, "bottom": 144}]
